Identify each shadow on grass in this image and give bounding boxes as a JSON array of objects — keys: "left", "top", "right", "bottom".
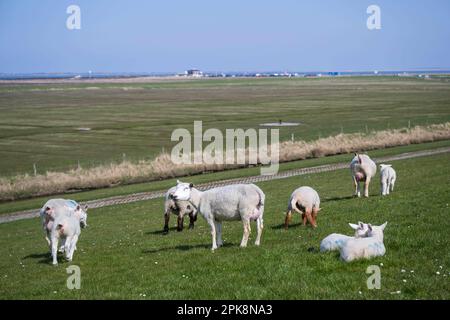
[
  {"left": 146, "top": 227, "right": 180, "bottom": 235},
  {"left": 22, "top": 252, "right": 52, "bottom": 264},
  {"left": 271, "top": 222, "right": 303, "bottom": 230},
  {"left": 142, "top": 242, "right": 234, "bottom": 254},
  {"left": 323, "top": 195, "right": 355, "bottom": 202}
]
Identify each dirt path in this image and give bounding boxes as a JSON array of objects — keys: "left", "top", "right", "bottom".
[{"left": 1, "top": 147, "right": 448, "bottom": 224}]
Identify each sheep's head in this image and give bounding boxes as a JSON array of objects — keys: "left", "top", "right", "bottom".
[
  {"left": 74, "top": 204, "right": 88, "bottom": 228},
  {"left": 172, "top": 180, "right": 194, "bottom": 201},
  {"left": 349, "top": 221, "right": 370, "bottom": 238},
  {"left": 367, "top": 222, "right": 388, "bottom": 239}
]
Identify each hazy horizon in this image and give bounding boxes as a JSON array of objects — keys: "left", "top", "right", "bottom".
[{"left": 1, "top": 0, "right": 450, "bottom": 73}]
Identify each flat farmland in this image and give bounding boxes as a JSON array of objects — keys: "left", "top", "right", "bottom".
[{"left": 1, "top": 76, "right": 449, "bottom": 176}]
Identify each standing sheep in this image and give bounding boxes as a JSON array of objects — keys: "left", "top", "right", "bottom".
[
  {"left": 340, "top": 222, "right": 388, "bottom": 262},
  {"left": 379, "top": 164, "right": 397, "bottom": 196},
  {"left": 172, "top": 180, "right": 265, "bottom": 251},
  {"left": 284, "top": 186, "right": 321, "bottom": 229},
  {"left": 50, "top": 212, "right": 83, "bottom": 265},
  {"left": 163, "top": 186, "right": 196, "bottom": 234},
  {"left": 350, "top": 153, "right": 377, "bottom": 197},
  {"left": 320, "top": 222, "right": 370, "bottom": 252}
]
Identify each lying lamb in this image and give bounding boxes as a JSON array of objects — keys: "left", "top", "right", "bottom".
[
  {"left": 320, "top": 222, "right": 370, "bottom": 252},
  {"left": 163, "top": 186, "right": 196, "bottom": 234},
  {"left": 350, "top": 153, "right": 377, "bottom": 197},
  {"left": 379, "top": 164, "right": 397, "bottom": 196},
  {"left": 285, "top": 186, "right": 321, "bottom": 229},
  {"left": 172, "top": 180, "right": 265, "bottom": 251},
  {"left": 40, "top": 199, "right": 88, "bottom": 252},
  {"left": 340, "top": 222, "right": 387, "bottom": 262}
]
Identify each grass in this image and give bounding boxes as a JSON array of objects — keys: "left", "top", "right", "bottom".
[
  {"left": 0, "top": 139, "right": 449, "bottom": 215},
  {"left": 1, "top": 76, "right": 450, "bottom": 176},
  {"left": 0, "top": 152, "right": 448, "bottom": 299}
]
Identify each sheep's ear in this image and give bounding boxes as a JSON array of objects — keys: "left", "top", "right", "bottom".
[
  {"left": 358, "top": 221, "right": 364, "bottom": 227},
  {"left": 380, "top": 222, "right": 388, "bottom": 230},
  {"left": 189, "top": 183, "right": 194, "bottom": 188},
  {"left": 45, "top": 206, "right": 55, "bottom": 217},
  {"left": 76, "top": 205, "right": 81, "bottom": 211},
  {"left": 176, "top": 179, "right": 181, "bottom": 184},
  {"left": 84, "top": 205, "right": 88, "bottom": 212},
  {"left": 349, "top": 223, "right": 359, "bottom": 230},
  {"left": 367, "top": 224, "right": 373, "bottom": 232}
]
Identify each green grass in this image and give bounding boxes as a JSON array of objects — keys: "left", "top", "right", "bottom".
[
  {"left": 0, "top": 139, "right": 449, "bottom": 215},
  {"left": 0, "top": 153, "right": 448, "bottom": 299},
  {"left": 1, "top": 76, "right": 450, "bottom": 176}
]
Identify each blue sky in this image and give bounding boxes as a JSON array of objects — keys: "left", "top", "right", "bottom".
[{"left": 1, "top": 0, "right": 449, "bottom": 73}]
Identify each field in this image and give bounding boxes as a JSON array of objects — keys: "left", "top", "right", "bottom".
[
  {"left": 1, "top": 76, "right": 450, "bottom": 176},
  {"left": 0, "top": 152, "right": 448, "bottom": 299}
]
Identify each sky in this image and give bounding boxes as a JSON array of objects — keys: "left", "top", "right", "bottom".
[{"left": 1, "top": 0, "right": 449, "bottom": 73}]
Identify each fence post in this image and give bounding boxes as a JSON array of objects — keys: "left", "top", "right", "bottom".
[{"left": 33, "top": 163, "right": 37, "bottom": 176}]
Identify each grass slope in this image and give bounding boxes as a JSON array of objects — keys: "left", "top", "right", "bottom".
[{"left": 0, "top": 153, "right": 448, "bottom": 299}]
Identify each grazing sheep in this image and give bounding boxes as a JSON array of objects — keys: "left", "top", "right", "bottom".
[
  {"left": 284, "top": 186, "right": 321, "bottom": 229},
  {"left": 320, "top": 222, "right": 370, "bottom": 252},
  {"left": 340, "top": 222, "right": 388, "bottom": 262},
  {"left": 40, "top": 199, "right": 88, "bottom": 250},
  {"left": 350, "top": 153, "right": 377, "bottom": 197},
  {"left": 380, "top": 164, "right": 397, "bottom": 196},
  {"left": 50, "top": 213, "right": 82, "bottom": 265},
  {"left": 163, "top": 187, "right": 196, "bottom": 234},
  {"left": 172, "top": 180, "right": 265, "bottom": 251}
]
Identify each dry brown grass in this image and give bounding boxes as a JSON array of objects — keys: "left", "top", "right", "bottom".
[{"left": 0, "top": 122, "right": 449, "bottom": 201}]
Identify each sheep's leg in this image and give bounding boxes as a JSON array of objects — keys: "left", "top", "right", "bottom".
[
  {"left": 177, "top": 215, "right": 184, "bottom": 232},
  {"left": 364, "top": 177, "right": 371, "bottom": 198},
  {"left": 353, "top": 177, "right": 360, "bottom": 197},
  {"left": 207, "top": 219, "right": 218, "bottom": 251},
  {"left": 381, "top": 181, "right": 386, "bottom": 196},
  {"left": 284, "top": 210, "right": 292, "bottom": 230},
  {"left": 390, "top": 178, "right": 396, "bottom": 192},
  {"left": 255, "top": 216, "right": 263, "bottom": 246},
  {"left": 305, "top": 208, "right": 317, "bottom": 228},
  {"left": 51, "top": 237, "right": 58, "bottom": 265},
  {"left": 59, "top": 238, "right": 66, "bottom": 253},
  {"left": 240, "top": 219, "right": 251, "bottom": 248},
  {"left": 188, "top": 213, "right": 195, "bottom": 229},
  {"left": 215, "top": 221, "right": 223, "bottom": 247},
  {"left": 312, "top": 208, "right": 319, "bottom": 227},
  {"left": 386, "top": 181, "right": 390, "bottom": 195},
  {"left": 302, "top": 213, "right": 307, "bottom": 226},
  {"left": 67, "top": 235, "right": 78, "bottom": 261},
  {"left": 163, "top": 213, "right": 170, "bottom": 234}
]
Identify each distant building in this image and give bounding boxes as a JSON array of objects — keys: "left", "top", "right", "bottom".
[{"left": 185, "top": 69, "right": 203, "bottom": 77}]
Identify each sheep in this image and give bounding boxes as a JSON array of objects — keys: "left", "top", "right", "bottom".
[
  {"left": 350, "top": 153, "right": 377, "bottom": 197},
  {"left": 171, "top": 180, "right": 265, "bottom": 251},
  {"left": 40, "top": 199, "right": 88, "bottom": 251},
  {"left": 284, "top": 186, "right": 321, "bottom": 229},
  {"left": 320, "top": 222, "right": 370, "bottom": 252},
  {"left": 340, "top": 222, "right": 388, "bottom": 262},
  {"left": 379, "top": 164, "right": 397, "bottom": 196},
  {"left": 50, "top": 212, "right": 82, "bottom": 265},
  {"left": 163, "top": 186, "right": 196, "bottom": 234}
]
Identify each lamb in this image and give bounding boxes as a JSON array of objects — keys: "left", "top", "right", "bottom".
[
  {"left": 350, "top": 153, "right": 377, "bottom": 197},
  {"left": 379, "top": 164, "right": 397, "bottom": 196},
  {"left": 163, "top": 186, "right": 196, "bottom": 234},
  {"left": 320, "top": 222, "right": 370, "bottom": 252},
  {"left": 40, "top": 199, "right": 88, "bottom": 250},
  {"left": 340, "top": 222, "right": 388, "bottom": 262},
  {"left": 171, "top": 180, "right": 265, "bottom": 251},
  {"left": 284, "top": 186, "right": 321, "bottom": 229},
  {"left": 50, "top": 212, "right": 82, "bottom": 265}
]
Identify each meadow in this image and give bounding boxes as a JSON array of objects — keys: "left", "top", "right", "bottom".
[
  {"left": 0, "top": 152, "right": 448, "bottom": 299},
  {"left": 1, "top": 76, "right": 450, "bottom": 176}
]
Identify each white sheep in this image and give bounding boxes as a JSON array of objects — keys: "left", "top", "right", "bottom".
[
  {"left": 40, "top": 199, "right": 88, "bottom": 250},
  {"left": 50, "top": 212, "right": 82, "bottom": 265},
  {"left": 340, "top": 222, "right": 388, "bottom": 262},
  {"left": 284, "top": 186, "right": 321, "bottom": 229},
  {"left": 350, "top": 153, "right": 377, "bottom": 197},
  {"left": 172, "top": 180, "right": 265, "bottom": 251},
  {"left": 379, "top": 164, "right": 397, "bottom": 196},
  {"left": 163, "top": 186, "right": 196, "bottom": 233},
  {"left": 320, "top": 222, "right": 370, "bottom": 252}
]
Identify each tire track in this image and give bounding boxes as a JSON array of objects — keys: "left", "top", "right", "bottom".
[{"left": 1, "top": 147, "right": 449, "bottom": 224}]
